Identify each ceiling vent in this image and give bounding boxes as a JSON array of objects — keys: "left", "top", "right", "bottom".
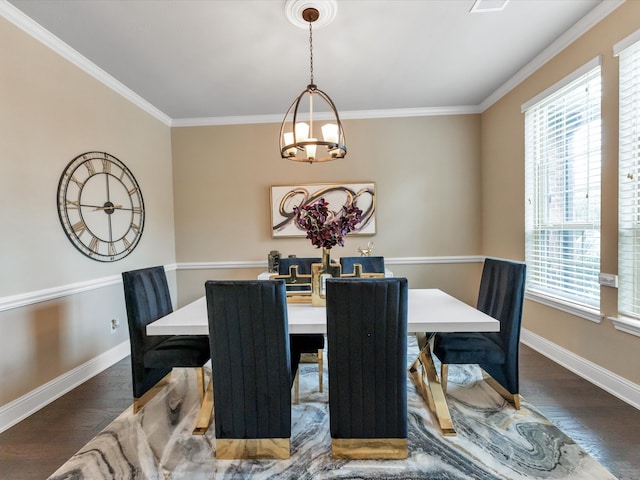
[{"left": 470, "top": 0, "right": 510, "bottom": 13}]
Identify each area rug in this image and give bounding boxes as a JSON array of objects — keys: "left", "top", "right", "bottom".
[{"left": 48, "top": 338, "right": 617, "bottom": 479}]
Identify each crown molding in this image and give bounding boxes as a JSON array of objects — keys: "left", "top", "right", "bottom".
[
  {"left": 338, "top": 106, "right": 483, "bottom": 119},
  {"left": 479, "top": 0, "right": 625, "bottom": 111},
  {"left": 1, "top": 0, "right": 624, "bottom": 125},
  {"left": 0, "top": 2, "right": 172, "bottom": 126},
  {"left": 171, "top": 105, "right": 482, "bottom": 127},
  {"left": 172, "top": 114, "right": 284, "bottom": 127}
]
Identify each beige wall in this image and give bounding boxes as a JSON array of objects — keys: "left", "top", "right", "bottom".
[
  {"left": 171, "top": 115, "right": 483, "bottom": 305},
  {"left": 481, "top": 0, "right": 640, "bottom": 384},
  {"left": 0, "top": 17, "right": 176, "bottom": 407},
  {"left": 4, "top": 0, "right": 639, "bottom": 419}
]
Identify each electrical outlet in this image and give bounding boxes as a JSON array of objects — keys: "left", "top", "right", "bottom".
[
  {"left": 110, "top": 318, "right": 120, "bottom": 333},
  {"left": 598, "top": 273, "right": 618, "bottom": 288}
]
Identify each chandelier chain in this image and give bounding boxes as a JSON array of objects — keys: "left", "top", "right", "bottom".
[{"left": 308, "top": 21, "right": 314, "bottom": 85}]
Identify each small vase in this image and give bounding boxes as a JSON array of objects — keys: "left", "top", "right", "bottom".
[{"left": 311, "top": 248, "right": 341, "bottom": 306}]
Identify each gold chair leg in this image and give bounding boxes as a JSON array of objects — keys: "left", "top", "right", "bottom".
[
  {"left": 331, "top": 438, "right": 408, "bottom": 460},
  {"left": 132, "top": 372, "right": 172, "bottom": 414},
  {"left": 216, "top": 438, "right": 290, "bottom": 459},
  {"left": 317, "top": 348, "right": 323, "bottom": 393},
  {"left": 513, "top": 393, "right": 521, "bottom": 410},
  {"left": 293, "top": 369, "right": 300, "bottom": 405},
  {"left": 293, "top": 349, "right": 323, "bottom": 404},
  {"left": 440, "top": 364, "right": 448, "bottom": 394},
  {"left": 193, "top": 378, "right": 214, "bottom": 435},
  {"left": 481, "top": 372, "right": 521, "bottom": 409},
  {"left": 196, "top": 367, "right": 205, "bottom": 403}
]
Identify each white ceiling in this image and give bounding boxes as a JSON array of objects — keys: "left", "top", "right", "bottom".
[{"left": 3, "top": 0, "right": 621, "bottom": 125}]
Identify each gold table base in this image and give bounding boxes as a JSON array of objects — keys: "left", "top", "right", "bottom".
[{"left": 408, "top": 334, "right": 456, "bottom": 436}]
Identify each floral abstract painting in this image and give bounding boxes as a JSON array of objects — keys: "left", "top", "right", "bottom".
[{"left": 270, "top": 183, "right": 376, "bottom": 238}]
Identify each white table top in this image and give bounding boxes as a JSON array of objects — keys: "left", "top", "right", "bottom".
[{"left": 147, "top": 289, "right": 499, "bottom": 336}]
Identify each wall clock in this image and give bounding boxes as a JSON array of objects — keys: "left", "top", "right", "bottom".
[{"left": 57, "top": 151, "right": 145, "bottom": 262}]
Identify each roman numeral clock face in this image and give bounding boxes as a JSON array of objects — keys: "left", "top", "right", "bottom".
[{"left": 57, "top": 152, "right": 145, "bottom": 262}]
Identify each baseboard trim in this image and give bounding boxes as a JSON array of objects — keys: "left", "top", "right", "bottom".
[
  {"left": 2, "top": 327, "right": 638, "bottom": 434},
  {"left": 521, "top": 328, "right": 640, "bottom": 410},
  {"left": 0, "top": 340, "right": 130, "bottom": 434}
]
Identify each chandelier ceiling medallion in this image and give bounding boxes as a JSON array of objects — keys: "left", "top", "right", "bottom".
[{"left": 280, "top": 0, "right": 346, "bottom": 164}]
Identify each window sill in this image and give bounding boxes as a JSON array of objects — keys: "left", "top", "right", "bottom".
[
  {"left": 609, "top": 316, "right": 640, "bottom": 338},
  {"left": 525, "top": 290, "right": 603, "bottom": 323}
]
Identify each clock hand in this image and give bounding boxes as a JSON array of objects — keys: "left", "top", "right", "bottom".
[{"left": 92, "top": 204, "right": 123, "bottom": 211}]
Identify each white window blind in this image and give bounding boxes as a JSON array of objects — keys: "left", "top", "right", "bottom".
[
  {"left": 617, "top": 36, "right": 640, "bottom": 319},
  {"left": 524, "top": 62, "right": 602, "bottom": 308}
]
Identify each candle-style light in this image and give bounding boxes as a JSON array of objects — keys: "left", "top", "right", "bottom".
[{"left": 279, "top": 6, "right": 346, "bottom": 163}]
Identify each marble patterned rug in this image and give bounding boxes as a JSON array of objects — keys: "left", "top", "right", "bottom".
[{"left": 48, "top": 338, "right": 617, "bottom": 480}]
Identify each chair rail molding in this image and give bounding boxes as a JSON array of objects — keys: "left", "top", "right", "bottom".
[
  {"left": 178, "top": 260, "right": 265, "bottom": 270},
  {"left": 0, "top": 255, "right": 485, "bottom": 312},
  {"left": 177, "top": 255, "right": 485, "bottom": 271},
  {"left": 0, "top": 275, "right": 122, "bottom": 312},
  {"left": 385, "top": 255, "right": 484, "bottom": 265},
  {"left": 0, "top": 257, "right": 483, "bottom": 312},
  {"left": 0, "top": 264, "right": 178, "bottom": 313}
]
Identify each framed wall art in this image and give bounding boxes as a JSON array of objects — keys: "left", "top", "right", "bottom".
[{"left": 271, "top": 182, "right": 376, "bottom": 238}]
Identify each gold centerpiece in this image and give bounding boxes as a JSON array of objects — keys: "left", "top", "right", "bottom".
[
  {"left": 311, "top": 247, "right": 342, "bottom": 306},
  {"left": 293, "top": 198, "right": 362, "bottom": 306}
]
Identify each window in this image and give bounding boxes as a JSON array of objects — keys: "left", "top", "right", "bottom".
[
  {"left": 616, "top": 32, "right": 640, "bottom": 319},
  {"left": 523, "top": 58, "right": 602, "bottom": 311}
]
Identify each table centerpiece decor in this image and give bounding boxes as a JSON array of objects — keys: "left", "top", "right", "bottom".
[{"left": 293, "top": 198, "right": 362, "bottom": 306}]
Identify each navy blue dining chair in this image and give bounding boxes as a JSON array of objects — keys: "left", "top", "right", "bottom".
[
  {"left": 431, "top": 258, "right": 526, "bottom": 409},
  {"left": 122, "top": 266, "right": 210, "bottom": 413},
  {"left": 339, "top": 256, "right": 385, "bottom": 276},
  {"left": 205, "top": 280, "right": 292, "bottom": 459},
  {"left": 326, "top": 277, "right": 409, "bottom": 459}
]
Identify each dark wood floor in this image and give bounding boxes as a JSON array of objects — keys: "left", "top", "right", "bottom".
[{"left": 0, "top": 345, "right": 638, "bottom": 480}]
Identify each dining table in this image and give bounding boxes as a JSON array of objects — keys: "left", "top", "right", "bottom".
[{"left": 147, "top": 288, "right": 499, "bottom": 436}]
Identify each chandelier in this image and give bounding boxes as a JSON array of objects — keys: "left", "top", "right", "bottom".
[{"left": 280, "top": 2, "right": 346, "bottom": 163}]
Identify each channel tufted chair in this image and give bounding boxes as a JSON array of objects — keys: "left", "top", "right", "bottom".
[
  {"left": 431, "top": 257, "right": 526, "bottom": 409},
  {"left": 277, "top": 257, "right": 321, "bottom": 285},
  {"left": 339, "top": 256, "right": 385, "bottom": 276},
  {"left": 205, "top": 280, "right": 292, "bottom": 459},
  {"left": 326, "top": 277, "right": 409, "bottom": 459},
  {"left": 122, "top": 266, "right": 210, "bottom": 413}
]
